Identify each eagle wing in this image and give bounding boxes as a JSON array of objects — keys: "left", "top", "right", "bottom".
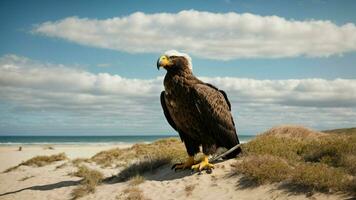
[
  {"left": 160, "top": 91, "right": 201, "bottom": 155},
  {"left": 204, "top": 83, "right": 232, "bottom": 111},
  {"left": 160, "top": 91, "right": 178, "bottom": 131},
  {"left": 193, "top": 83, "right": 239, "bottom": 148}
]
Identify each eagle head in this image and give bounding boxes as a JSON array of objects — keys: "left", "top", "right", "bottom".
[{"left": 156, "top": 50, "right": 192, "bottom": 71}]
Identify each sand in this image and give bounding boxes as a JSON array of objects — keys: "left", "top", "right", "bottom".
[
  {"left": 0, "top": 144, "right": 132, "bottom": 172},
  {"left": 0, "top": 144, "right": 348, "bottom": 200}
]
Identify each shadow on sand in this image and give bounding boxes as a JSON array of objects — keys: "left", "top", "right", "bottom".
[
  {"left": 0, "top": 180, "right": 80, "bottom": 197},
  {"left": 228, "top": 174, "right": 356, "bottom": 200},
  {"left": 104, "top": 162, "right": 194, "bottom": 184},
  {"left": 103, "top": 158, "right": 227, "bottom": 184}
]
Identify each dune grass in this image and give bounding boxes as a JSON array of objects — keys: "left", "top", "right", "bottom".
[
  {"left": 71, "top": 158, "right": 91, "bottom": 167},
  {"left": 92, "top": 137, "right": 186, "bottom": 181},
  {"left": 232, "top": 154, "right": 292, "bottom": 184},
  {"left": 117, "top": 186, "right": 146, "bottom": 200},
  {"left": 91, "top": 137, "right": 186, "bottom": 169},
  {"left": 232, "top": 126, "right": 356, "bottom": 194},
  {"left": 3, "top": 153, "right": 67, "bottom": 172},
  {"left": 71, "top": 165, "right": 104, "bottom": 199}
]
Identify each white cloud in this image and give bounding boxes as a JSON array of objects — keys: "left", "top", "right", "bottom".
[
  {"left": 33, "top": 10, "right": 356, "bottom": 60},
  {"left": 202, "top": 77, "right": 356, "bottom": 107},
  {"left": 0, "top": 54, "right": 355, "bottom": 135}
]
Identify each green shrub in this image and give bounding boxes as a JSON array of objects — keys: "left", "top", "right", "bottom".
[
  {"left": 340, "top": 155, "right": 356, "bottom": 175},
  {"left": 233, "top": 126, "right": 356, "bottom": 194},
  {"left": 232, "top": 154, "right": 292, "bottom": 184},
  {"left": 242, "top": 135, "right": 306, "bottom": 161},
  {"left": 291, "top": 163, "right": 349, "bottom": 192},
  {"left": 301, "top": 135, "right": 356, "bottom": 167}
]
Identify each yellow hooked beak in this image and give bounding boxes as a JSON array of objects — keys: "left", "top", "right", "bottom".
[{"left": 157, "top": 55, "right": 171, "bottom": 70}]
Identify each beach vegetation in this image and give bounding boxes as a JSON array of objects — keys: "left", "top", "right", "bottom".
[
  {"left": 91, "top": 147, "right": 125, "bottom": 168},
  {"left": 232, "top": 126, "right": 356, "bottom": 194},
  {"left": 92, "top": 137, "right": 186, "bottom": 180},
  {"left": 71, "top": 158, "right": 91, "bottom": 166},
  {"left": 232, "top": 154, "right": 291, "bottom": 184},
  {"left": 71, "top": 165, "right": 104, "bottom": 199},
  {"left": 116, "top": 186, "right": 146, "bottom": 200},
  {"left": 91, "top": 137, "right": 186, "bottom": 168},
  {"left": 3, "top": 153, "right": 67, "bottom": 172}
]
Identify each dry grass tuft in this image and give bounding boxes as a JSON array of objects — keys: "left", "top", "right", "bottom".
[
  {"left": 233, "top": 126, "right": 356, "bottom": 194},
  {"left": 3, "top": 153, "right": 67, "bottom": 172},
  {"left": 71, "top": 165, "right": 104, "bottom": 199},
  {"left": 129, "top": 175, "right": 145, "bottom": 186},
  {"left": 20, "top": 153, "right": 67, "bottom": 167},
  {"left": 99, "top": 138, "right": 187, "bottom": 182},
  {"left": 117, "top": 187, "right": 147, "bottom": 200},
  {"left": 91, "top": 148, "right": 125, "bottom": 168},
  {"left": 71, "top": 158, "right": 90, "bottom": 166},
  {"left": 92, "top": 138, "right": 186, "bottom": 182}
]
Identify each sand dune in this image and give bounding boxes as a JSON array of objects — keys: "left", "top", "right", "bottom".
[{"left": 0, "top": 142, "right": 348, "bottom": 200}]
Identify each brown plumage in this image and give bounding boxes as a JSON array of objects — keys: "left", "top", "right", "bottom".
[{"left": 157, "top": 50, "right": 241, "bottom": 170}]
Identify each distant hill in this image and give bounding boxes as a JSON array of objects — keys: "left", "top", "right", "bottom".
[{"left": 322, "top": 127, "right": 356, "bottom": 135}]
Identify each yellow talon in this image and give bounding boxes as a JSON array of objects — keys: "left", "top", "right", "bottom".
[
  {"left": 191, "top": 155, "right": 214, "bottom": 171},
  {"left": 172, "top": 156, "right": 195, "bottom": 171}
]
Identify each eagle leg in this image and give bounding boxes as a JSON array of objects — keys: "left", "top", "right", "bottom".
[
  {"left": 171, "top": 156, "right": 195, "bottom": 171},
  {"left": 191, "top": 154, "right": 214, "bottom": 172}
]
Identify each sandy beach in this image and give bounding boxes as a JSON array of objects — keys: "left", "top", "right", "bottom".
[
  {"left": 0, "top": 139, "right": 350, "bottom": 200},
  {"left": 0, "top": 144, "right": 133, "bottom": 172}
]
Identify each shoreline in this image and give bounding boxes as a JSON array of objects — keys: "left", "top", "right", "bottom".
[
  {"left": 0, "top": 142, "right": 142, "bottom": 146},
  {"left": 0, "top": 135, "right": 256, "bottom": 146}
]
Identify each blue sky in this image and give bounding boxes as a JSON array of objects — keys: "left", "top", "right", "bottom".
[{"left": 0, "top": 0, "right": 355, "bottom": 135}]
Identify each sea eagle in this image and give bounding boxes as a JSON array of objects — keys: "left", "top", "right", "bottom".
[{"left": 157, "top": 50, "right": 241, "bottom": 171}]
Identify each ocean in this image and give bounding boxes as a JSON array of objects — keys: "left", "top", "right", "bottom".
[{"left": 0, "top": 135, "right": 255, "bottom": 145}]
